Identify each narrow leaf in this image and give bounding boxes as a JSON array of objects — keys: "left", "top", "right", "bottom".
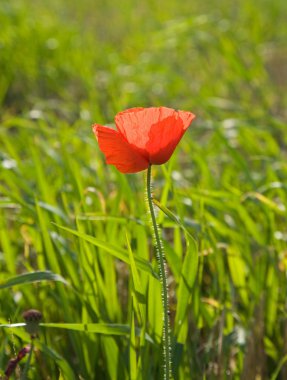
[
  {"left": 175, "top": 232, "right": 198, "bottom": 342},
  {"left": 0, "top": 271, "right": 68, "bottom": 290},
  {"left": 55, "top": 224, "right": 158, "bottom": 279},
  {"left": 41, "top": 323, "right": 153, "bottom": 342},
  {"left": 130, "top": 297, "right": 137, "bottom": 380}
]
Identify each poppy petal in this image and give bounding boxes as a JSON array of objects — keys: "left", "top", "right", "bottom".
[
  {"left": 146, "top": 111, "right": 196, "bottom": 164},
  {"left": 177, "top": 110, "right": 196, "bottom": 131},
  {"left": 115, "top": 107, "right": 195, "bottom": 164},
  {"left": 115, "top": 107, "right": 176, "bottom": 153},
  {"left": 93, "top": 125, "right": 149, "bottom": 173}
]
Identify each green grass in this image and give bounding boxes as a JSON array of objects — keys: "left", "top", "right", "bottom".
[{"left": 0, "top": 0, "right": 287, "bottom": 378}]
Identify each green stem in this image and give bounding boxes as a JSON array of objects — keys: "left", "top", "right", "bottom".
[{"left": 146, "top": 164, "right": 171, "bottom": 380}]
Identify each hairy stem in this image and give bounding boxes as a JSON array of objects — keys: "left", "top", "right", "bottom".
[{"left": 146, "top": 164, "right": 171, "bottom": 380}]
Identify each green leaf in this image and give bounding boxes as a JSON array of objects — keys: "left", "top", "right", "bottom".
[
  {"left": 38, "top": 342, "right": 77, "bottom": 380},
  {"left": 227, "top": 247, "right": 248, "bottom": 305},
  {"left": 152, "top": 199, "right": 199, "bottom": 343},
  {"left": 41, "top": 323, "right": 153, "bottom": 342},
  {"left": 153, "top": 198, "right": 181, "bottom": 226},
  {"left": 175, "top": 232, "right": 198, "bottom": 343},
  {"left": 271, "top": 354, "right": 287, "bottom": 380},
  {"left": 38, "top": 200, "right": 69, "bottom": 222},
  {"left": 129, "top": 297, "right": 137, "bottom": 380},
  {"left": 41, "top": 322, "right": 131, "bottom": 335},
  {"left": 0, "top": 271, "right": 68, "bottom": 290},
  {"left": 54, "top": 224, "right": 158, "bottom": 279},
  {"left": 0, "top": 323, "right": 26, "bottom": 328},
  {"left": 126, "top": 231, "right": 146, "bottom": 324}
]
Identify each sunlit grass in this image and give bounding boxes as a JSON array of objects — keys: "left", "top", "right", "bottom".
[{"left": 0, "top": 0, "right": 287, "bottom": 378}]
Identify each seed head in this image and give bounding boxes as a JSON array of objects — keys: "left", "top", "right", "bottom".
[{"left": 22, "top": 309, "right": 42, "bottom": 338}]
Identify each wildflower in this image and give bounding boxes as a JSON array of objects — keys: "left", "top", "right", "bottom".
[{"left": 93, "top": 107, "right": 195, "bottom": 173}]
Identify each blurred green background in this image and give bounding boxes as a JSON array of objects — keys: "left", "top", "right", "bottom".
[{"left": 0, "top": 0, "right": 287, "bottom": 379}]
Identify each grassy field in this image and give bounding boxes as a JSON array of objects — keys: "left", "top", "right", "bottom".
[{"left": 0, "top": 0, "right": 287, "bottom": 378}]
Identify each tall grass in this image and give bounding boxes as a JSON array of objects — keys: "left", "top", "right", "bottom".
[{"left": 0, "top": 0, "right": 287, "bottom": 378}]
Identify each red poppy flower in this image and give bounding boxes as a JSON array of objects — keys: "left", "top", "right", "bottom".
[{"left": 93, "top": 107, "right": 196, "bottom": 173}]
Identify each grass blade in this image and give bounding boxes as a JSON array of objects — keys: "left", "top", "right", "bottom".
[
  {"left": 55, "top": 224, "right": 158, "bottom": 279},
  {"left": 0, "top": 271, "right": 68, "bottom": 290}
]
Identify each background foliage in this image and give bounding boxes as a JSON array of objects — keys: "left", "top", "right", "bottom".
[{"left": 0, "top": 0, "right": 287, "bottom": 378}]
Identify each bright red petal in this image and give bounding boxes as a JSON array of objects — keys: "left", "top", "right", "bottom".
[
  {"left": 93, "top": 124, "right": 149, "bottom": 173},
  {"left": 115, "top": 107, "right": 176, "bottom": 154},
  {"left": 115, "top": 107, "right": 195, "bottom": 165},
  {"left": 146, "top": 110, "right": 196, "bottom": 164}
]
